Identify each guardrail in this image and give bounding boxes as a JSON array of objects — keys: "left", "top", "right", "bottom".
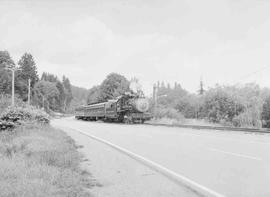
[{"left": 145, "top": 123, "right": 270, "bottom": 134}]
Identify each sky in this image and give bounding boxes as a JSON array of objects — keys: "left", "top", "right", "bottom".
[{"left": 1, "top": 0, "right": 270, "bottom": 95}]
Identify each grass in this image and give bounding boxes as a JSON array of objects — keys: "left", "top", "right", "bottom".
[
  {"left": 0, "top": 123, "right": 94, "bottom": 197},
  {"left": 148, "top": 118, "right": 221, "bottom": 127}
]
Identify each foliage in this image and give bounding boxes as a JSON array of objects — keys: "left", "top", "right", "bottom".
[
  {"left": 0, "top": 50, "right": 78, "bottom": 113},
  {"left": 0, "top": 106, "right": 49, "bottom": 125},
  {"left": 0, "top": 51, "right": 14, "bottom": 94},
  {"left": 154, "top": 82, "right": 269, "bottom": 128},
  {"left": 87, "top": 86, "right": 101, "bottom": 104},
  {"left": 34, "top": 73, "right": 73, "bottom": 112},
  {"left": 175, "top": 94, "right": 201, "bottom": 119},
  {"left": 68, "top": 85, "right": 88, "bottom": 112},
  {"left": 62, "top": 76, "right": 73, "bottom": 110},
  {"left": 198, "top": 79, "right": 205, "bottom": 95},
  {"left": 154, "top": 106, "right": 184, "bottom": 121},
  {"left": 0, "top": 94, "right": 24, "bottom": 114},
  {"left": 0, "top": 51, "right": 15, "bottom": 68},
  {"left": 17, "top": 53, "right": 39, "bottom": 101},
  {"left": 262, "top": 96, "right": 270, "bottom": 128},
  {"left": 99, "top": 73, "right": 130, "bottom": 101},
  {"left": 87, "top": 73, "right": 130, "bottom": 104},
  {"left": 33, "top": 80, "right": 60, "bottom": 111},
  {"left": 155, "top": 81, "right": 200, "bottom": 119},
  {"left": 71, "top": 85, "right": 88, "bottom": 101},
  {"left": 233, "top": 108, "right": 262, "bottom": 128},
  {"left": 41, "top": 72, "right": 58, "bottom": 82},
  {"left": 202, "top": 86, "right": 244, "bottom": 123},
  {"left": 157, "top": 82, "right": 188, "bottom": 107}
]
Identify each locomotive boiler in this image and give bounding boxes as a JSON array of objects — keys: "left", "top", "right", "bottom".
[{"left": 75, "top": 92, "right": 152, "bottom": 123}]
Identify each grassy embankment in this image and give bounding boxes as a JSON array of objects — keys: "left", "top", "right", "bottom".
[{"left": 0, "top": 122, "right": 95, "bottom": 197}]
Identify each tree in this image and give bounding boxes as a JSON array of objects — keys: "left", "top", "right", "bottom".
[
  {"left": 98, "top": 73, "right": 130, "bottom": 101},
  {"left": 0, "top": 51, "right": 15, "bottom": 95},
  {"left": 55, "top": 81, "right": 65, "bottom": 111},
  {"left": 41, "top": 72, "right": 58, "bottom": 82},
  {"left": 62, "top": 76, "right": 73, "bottom": 111},
  {"left": 202, "top": 86, "right": 244, "bottom": 123},
  {"left": 33, "top": 80, "right": 59, "bottom": 111},
  {"left": 261, "top": 96, "right": 270, "bottom": 128},
  {"left": 41, "top": 72, "right": 66, "bottom": 111},
  {"left": 68, "top": 85, "right": 89, "bottom": 112},
  {"left": 87, "top": 86, "right": 101, "bottom": 104},
  {"left": 17, "top": 53, "right": 39, "bottom": 100},
  {"left": 198, "top": 78, "right": 205, "bottom": 95},
  {"left": 0, "top": 51, "right": 15, "bottom": 69}
]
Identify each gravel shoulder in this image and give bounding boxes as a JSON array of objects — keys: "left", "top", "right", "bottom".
[{"left": 55, "top": 125, "right": 198, "bottom": 197}]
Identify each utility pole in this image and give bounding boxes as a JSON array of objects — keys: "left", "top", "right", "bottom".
[
  {"left": 5, "top": 65, "right": 20, "bottom": 107},
  {"left": 11, "top": 69, "right": 15, "bottom": 106},
  {"left": 153, "top": 84, "right": 158, "bottom": 115},
  {"left": 28, "top": 78, "right": 31, "bottom": 105},
  {"left": 153, "top": 83, "right": 167, "bottom": 117}
]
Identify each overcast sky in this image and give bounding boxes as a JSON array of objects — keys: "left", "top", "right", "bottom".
[{"left": 1, "top": 0, "right": 270, "bottom": 95}]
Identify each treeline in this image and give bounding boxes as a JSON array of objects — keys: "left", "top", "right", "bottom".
[
  {"left": 155, "top": 82, "right": 270, "bottom": 128},
  {"left": 87, "top": 73, "right": 130, "bottom": 104},
  {"left": 0, "top": 50, "right": 73, "bottom": 112}
]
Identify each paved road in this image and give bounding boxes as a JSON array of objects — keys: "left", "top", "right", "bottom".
[{"left": 52, "top": 117, "right": 270, "bottom": 197}]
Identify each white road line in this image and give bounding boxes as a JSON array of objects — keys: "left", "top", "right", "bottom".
[
  {"left": 62, "top": 126, "right": 226, "bottom": 197},
  {"left": 208, "top": 148, "right": 262, "bottom": 161}
]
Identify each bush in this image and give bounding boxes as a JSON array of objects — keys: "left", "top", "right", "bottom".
[
  {"left": 0, "top": 94, "right": 25, "bottom": 115},
  {"left": 154, "top": 106, "right": 185, "bottom": 121},
  {"left": 262, "top": 96, "right": 270, "bottom": 128},
  {"left": 0, "top": 120, "right": 15, "bottom": 131},
  {"left": 233, "top": 108, "right": 262, "bottom": 128},
  {"left": 0, "top": 106, "right": 50, "bottom": 125}
]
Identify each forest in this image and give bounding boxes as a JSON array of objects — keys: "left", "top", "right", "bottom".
[{"left": 0, "top": 50, "right": 74, "bottom": 112}]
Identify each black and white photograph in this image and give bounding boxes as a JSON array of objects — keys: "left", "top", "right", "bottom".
[{"left": 1, "top": 0, "right": 270, "bottom": 196}]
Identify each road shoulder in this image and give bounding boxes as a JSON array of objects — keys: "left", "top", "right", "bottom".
[{"left": 56, "top": 126, "right": 198, "bottom": 197}]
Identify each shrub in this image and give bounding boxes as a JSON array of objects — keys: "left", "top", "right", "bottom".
[
  {"left": 262, "top": 96, "right": 270, "bottom": 128},
  {"left": 0, "top": 94, "right": 25, "bottom": 115},
  {"left": 233, "top": 108, "right": 262, "bottom": 128},
  {"left": 203, "top": 88, "right": 244, "bottom": 123},
  {"left": 154, "top": 106, "right": 184, "bottom": 121},
  {"left": 0, "top": 120, "right": 15, "bottom": 131},
  {"left": 0, "top": 106, "right": 49, "bottom": 125}
]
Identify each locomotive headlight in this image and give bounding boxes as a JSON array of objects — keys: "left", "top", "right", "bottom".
[{"left": 135, "top": 98, "right": 149, "bottom": 112}]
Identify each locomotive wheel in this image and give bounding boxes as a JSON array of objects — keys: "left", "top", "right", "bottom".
[{"left": 124, "top": 118, "right": 132, "bottom": 124}]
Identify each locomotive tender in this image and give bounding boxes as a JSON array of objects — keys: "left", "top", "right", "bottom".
[{"left": 75, "top": 92, "right": 152, "bottom": 123}]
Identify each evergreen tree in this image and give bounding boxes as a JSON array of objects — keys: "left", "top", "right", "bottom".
[
  {"left": 0, "top": 51, "right": 15, "bottom": 94},
  {"left": 17, "top": 53, "right": 39, "bottom": 100},
  {"left": 198, "top": 78, "right": 205, "bottom": 95},
  {"left": 62, "top": 76, "right": 73, "bottom": 111},
  {"left": 0, "top": 51, "right": 15, "bottom": 69},
  {"left": 41, "top": 72, "right": 58, "bottom": 82}
]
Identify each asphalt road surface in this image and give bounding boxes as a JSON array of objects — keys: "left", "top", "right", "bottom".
[{"left": 52, "top": 117, "right": 270, "bottom": 197}]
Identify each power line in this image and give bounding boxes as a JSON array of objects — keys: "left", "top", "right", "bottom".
[{"left": 236, "top": 65, "right": 270, "bottom": 82}]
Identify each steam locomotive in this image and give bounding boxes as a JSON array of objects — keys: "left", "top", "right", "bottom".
[{"left": 75, "top": 92, "right": 152, "bottom": 123}]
